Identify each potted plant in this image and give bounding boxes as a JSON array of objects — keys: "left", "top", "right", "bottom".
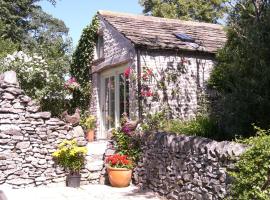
[
  {"left": 80, "top": 115, "right": 96, "bottom": 142},
  {"left": 106, "top": 154, "right": 133, "bottom": 187},
  {"left": 52, "top": 139, "right": 87, "bottom": 188}
]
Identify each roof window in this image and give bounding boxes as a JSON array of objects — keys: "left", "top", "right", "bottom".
[{"left": 174, "top": 33, "right": 195, "bottom": 43}]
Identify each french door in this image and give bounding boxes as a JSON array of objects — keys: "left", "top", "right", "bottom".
[{"left": 99, "top": 66, "right": 129, "bottom": 139}]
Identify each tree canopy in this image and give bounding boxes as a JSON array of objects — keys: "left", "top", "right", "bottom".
[
  {"left": 139, "top": 0, "right": 229, "bottom": 23},
  {"left": 0, "top": 0, "right": 72, "bottom": 116},
  {"left": 209, "top": 0, "right": 270, "bottom": 138}
]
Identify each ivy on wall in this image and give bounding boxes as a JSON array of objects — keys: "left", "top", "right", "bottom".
[{"left": 70, "top": 15, "right": 99, "bottom": 111}]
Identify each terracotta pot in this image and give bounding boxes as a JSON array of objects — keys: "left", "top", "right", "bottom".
[
  {"left": 107, "top": 165, "right": 132, "bottom": 187},
  {"left": 86, "top": 129, "right": 94, "bottom": 142},
  {"left": 66, "top": 173, "right": 81, "bottom": 188}
]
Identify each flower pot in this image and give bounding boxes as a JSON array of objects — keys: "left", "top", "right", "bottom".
[
  {"left": 107, "top": 166, "right": 132, "bottom": 187},
  {"left": 86, "top": 129, "right": 95, "bottom": 142},
  {"left": 66, "top": 174, "right": 81, "bottom": 188}
]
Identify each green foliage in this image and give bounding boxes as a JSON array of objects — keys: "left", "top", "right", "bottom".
[
  {"left": 228, "top": 127, "right": 270, "bottom": 199},
  {"left": 80, "top": 115, "right": 96, "bottom": 130},
  {"left": 209, "top": 0, "right": 270, "bottom": 138},
  {"left": 70, "top": 16, "right": 99, "bottom": 111},
  {"left": 164, "top": 115, "right": 220, "bottom": 139},
  {"left": 52, "top": 139, "right": 87, "bottom": 175},
  {"left": 112, "top": 128, "right": 141, "bottom": 163},
  {"left": 141, "top": 111, "right": 167, "bottom": 131},
  {"left": 139, "top": 0, "right": 229, "bottom": 23},
  {"left": 0, "top": 22, "right": 18, "bottom": 58},
  {"left": 0, "top": 0, "right": 72, "bottom": 116},
  {"left": 142, "top": 112, "right": 222, "bottom": 140},
  {"left": 0, "top": 51, "right": 69, "bottom": 116},
  {"left": 0, "top": 0, "right": 61, "bottom": 44}
]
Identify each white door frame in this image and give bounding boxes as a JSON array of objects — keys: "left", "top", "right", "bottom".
[{"left": 98, "top": 64, "right": 127, "bottom": 139}]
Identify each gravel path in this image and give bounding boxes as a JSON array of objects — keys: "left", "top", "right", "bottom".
[{"left": 1, "top": 184, "right": 163, "bottom": 200}]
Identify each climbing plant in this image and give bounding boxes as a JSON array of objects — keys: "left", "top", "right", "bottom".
[{"left": 70, "top": 15, "right": 99, "bottom": 112}]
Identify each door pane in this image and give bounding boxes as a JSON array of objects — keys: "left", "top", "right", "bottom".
[
  {"left": 105, "top": 76, "right": 115, "bottom": 130},
  {"left": 110, "top": 76, "right": 115, "bottom": 128},
  {"left": 119, "top": 73, "right": 129, "bottom": 118}
]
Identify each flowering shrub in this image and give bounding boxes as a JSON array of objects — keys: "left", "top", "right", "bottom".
[
  {"left": 64, "top": 77, "right": 81, "bottom": 91},
  {"left": 0, "top": 51, "right": 68, "bottom": 115},
  {"left": 112, "top": 127, "right": 141, "bottom": 162},
  {"left": 52, "top": 139, "right": 87, "bottom": 175},
  {"left": 106, "top": 154, "right": 133, "bottom": 169}
]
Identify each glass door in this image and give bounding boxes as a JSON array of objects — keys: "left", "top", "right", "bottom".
[{"left": 99, "top": 66, "right": 130, "bottom": 139}]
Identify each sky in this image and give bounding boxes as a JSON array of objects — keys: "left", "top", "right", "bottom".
[{"left": 39, "top": 0, "right": 143, "bottom": 47}]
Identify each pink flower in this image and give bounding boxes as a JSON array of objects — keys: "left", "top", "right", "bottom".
[
  {"left": 64, "top": 77, "right": 80, "bottom": 91},
  {"left": 124, "top": 67, "right": 132, "bottom": 78},
  {"left": 141, "top": 88, "right": 153, "bottom": 97}
]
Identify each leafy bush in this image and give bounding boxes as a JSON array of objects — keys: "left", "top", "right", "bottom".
[
  {"left": 164, "top": 115, "right": 220, "bottom": 139},
  {"left": 52, "top": 139, "right": 87, "bottom": 175},
  {"left": 208, "top": 1, "right": 270, "bottom": 138},
  {"left": 0, "top": 51, "right": 69, "bottom": 116},
  {"left": 141, "top": 112, "right": 222, "bottom": 140},
  {"left": 229, "top": 127, "right": 270, "bottom": 199},
  {"left": 141, "top": 111, "right": 167, "bottom": 131},
  {"left": 112, "top": 128, "right": 141, "bottom": 163}
]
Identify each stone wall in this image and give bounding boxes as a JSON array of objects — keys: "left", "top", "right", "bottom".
[
  {"left": 98, "top": 16, "right": 135, "bottom": 61},
  {"left": 0, "top": 71, "right": 101, "bottom": 188},
  {"left": 134, "top": 132, "right": 247, "bottom": 200},
  {"left": 140, "top": 50, "right": 215, "bottom": 120}
]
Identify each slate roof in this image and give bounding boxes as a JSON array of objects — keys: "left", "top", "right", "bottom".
[{"left": 98, "top": 11, "right": 227, "bottom": 54}]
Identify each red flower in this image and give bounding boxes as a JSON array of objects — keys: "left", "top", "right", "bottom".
[
  {"left": 106, "top": 154, "right": 132, "bottom": 168},
  {"left": 124, "top": 67, "right": 132, "bottom": 78}
]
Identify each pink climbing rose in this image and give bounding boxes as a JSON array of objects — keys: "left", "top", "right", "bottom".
[
  {"left": 124, "top": 67, "right": 132, "bottom": 78},
  {"left": 141, "top": 88, "right": 153, "bottom": 97}
]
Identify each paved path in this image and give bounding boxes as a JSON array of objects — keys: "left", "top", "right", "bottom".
[{"left": 2, "top": 184, "right": 163, "bottom": 200}]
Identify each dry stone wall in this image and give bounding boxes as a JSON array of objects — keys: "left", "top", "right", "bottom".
[
  {"left": 0, "top": 71, "right": 99, "bottom": 188},
  {"left": 134, "top": 132, "right": 247, "bottom": 200}
]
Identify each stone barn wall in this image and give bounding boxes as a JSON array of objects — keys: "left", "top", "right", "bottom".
[
  {"left": 140, "top": 50, "right": 215, "bottom": 120},
  {"left": 134, "top": 132, "right": 247, "bottom": 200},
  {"left": 0, "top": 71, "right": 101, "bottom": 188}
]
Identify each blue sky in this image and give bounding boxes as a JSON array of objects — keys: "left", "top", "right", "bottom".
[{"left": 39, "top": 0, "right": 143, "bottom": 46}]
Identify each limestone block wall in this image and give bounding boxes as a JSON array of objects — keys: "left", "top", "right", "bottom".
[
  {"left": 0, "top": 71, "right": 101, "bottom": 188},
  {"left": 98, "top": 17, "right": 135, "bottom": 60},
  {"left": 134, "top": 132, "right": 247, "bottom": 200},
  {"left": 140, "top": 50, "right": 215, "bottom": 120}
]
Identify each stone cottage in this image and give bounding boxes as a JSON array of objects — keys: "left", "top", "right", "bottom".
[{"left": 90, "top": 11, "right": 226, "bottom": 139}]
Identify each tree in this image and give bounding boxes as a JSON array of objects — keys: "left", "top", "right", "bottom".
[
  {"left": 209, "top": 0, "right": 270, "bottom": 138},
  {"left": 0, "top": 0, "right": 72, "bottom": 116},
  {"left": 139, "top": 0, "right": 229, "bottom": 23},
  {"left": 0, "top": 0, "right": 56, "bottom": 43}
]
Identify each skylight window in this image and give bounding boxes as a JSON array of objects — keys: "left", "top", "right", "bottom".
[{"left": 174, "top": 33, "right": 195, "bottom": 43}]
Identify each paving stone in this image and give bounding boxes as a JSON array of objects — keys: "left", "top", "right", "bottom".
[{"left": 2, "top": 185, "right": 164, "bottom": 200}]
